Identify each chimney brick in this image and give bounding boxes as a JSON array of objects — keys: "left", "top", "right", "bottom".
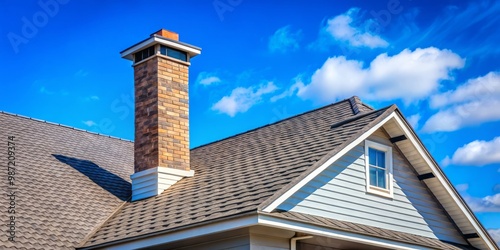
[{"left": 134, "top": 56, "right": 190, "bottom": 172}]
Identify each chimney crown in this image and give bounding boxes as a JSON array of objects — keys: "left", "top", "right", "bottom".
[
  {"left": 152, "top": 29, "right": 179, "bottom": 41},
  {"left": 120, "top": 28, "right": 201, "bottom": 62}
]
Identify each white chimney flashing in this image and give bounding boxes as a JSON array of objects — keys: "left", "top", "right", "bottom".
[{"left": 131, "top": 167, "right": 194, "bottom": 201}]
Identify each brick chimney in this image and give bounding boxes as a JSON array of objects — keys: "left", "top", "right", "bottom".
[{"left": 121, "top": 29, "right": 201, "bottom": 201}]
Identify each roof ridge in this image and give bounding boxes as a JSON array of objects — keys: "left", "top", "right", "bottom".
[
  {"left": 191, "top": 98, "right": 354, "bottom": 151},
  {"left": 348, "top": 96, "right": 374, "bottom": 114},
  {"left": 0, "top": 110, "right": 133, "bottom": 143}
]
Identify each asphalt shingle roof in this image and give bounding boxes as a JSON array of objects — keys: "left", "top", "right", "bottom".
[
  {"left": 0, "top": 112, "right": 133, "bottom": 249},
  {"left": 81, "top": 98, "right": 391, "bottom": 247},
  {"left": 0, "top": 97, "right": 473, "bottom": 249}
]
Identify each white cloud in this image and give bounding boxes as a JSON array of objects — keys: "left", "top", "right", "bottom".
[
  {"left": 484, "top": 193, "right": 500, "bottom": 207},
  {"left": 39, "top": 85, "right": 70, "bottom": 96},
  {"left": 287, "top": 47, "right": 464, "bottom": 104},
  {"left": 464, "top": 193, "right": 500, "bottom": 212},
  {"left": 39, "top": 86, "right": 55, "bottom": 95},
  {"left": 406, "top": 114, "right": 421, "bottom": 129},
  {"left": 324, "top": 8, "right": 388, "bottom": 48},
  {"left": 443, "top": 136, "right": 500, "bottom": 166},
  {"left": 90, "top": 95, "right": 99, "bottom": 101},
  {"left": 489, "top": 229, "right": 500, "bottom": 247},
  {"left": 455, "top": 183, "right": 469, "bottom": 193},
  {"left": 83, "top": 120, "right": 97, "bottom": 127},
  {"left": 430, "top": 72, "right": 500, "bottom": 108},
  {"left": 268, "top": 25, "right": 302, "bottom": 53},
  {"left": 423, "top": 72, "right": 500, "bottom": 132},
  {"left": 212, "top": 82, "right": 278, "bottom": 117},
  {"left": 270, "top": 78, "right": 304, "bottom": 102},
  {"left": 196, "top": 72, "right": 221, "bottom": 86}
]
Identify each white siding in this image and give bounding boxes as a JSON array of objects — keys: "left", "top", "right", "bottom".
[
  {"left": 250, "top": 234, "right": 289, "bottom": 250},
  {"left": 278, "top": 129, "right": 466, "bottom": 245},
  {"left": 249, "top": 226, "right": 294, "bottom": 250}
]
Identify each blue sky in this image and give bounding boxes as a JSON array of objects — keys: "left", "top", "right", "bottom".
[{"left": 1, "top": 0, "right": 499, "bottom": 243}]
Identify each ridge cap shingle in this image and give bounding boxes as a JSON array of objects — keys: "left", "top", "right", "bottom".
[{"left": 348, "top": 96, "right": 362, "bottom": 115}]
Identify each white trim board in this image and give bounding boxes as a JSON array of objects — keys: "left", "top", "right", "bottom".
[
  {"left": 86, "top": 214, "right": 440, "bottom": 250},
  {"left": 101, "top": 215, "right": 258, "bottom": 250}
]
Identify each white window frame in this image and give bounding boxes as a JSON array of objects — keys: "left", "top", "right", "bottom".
[{"left": 365, "top": 140, "right": 393, "bottom": 198}]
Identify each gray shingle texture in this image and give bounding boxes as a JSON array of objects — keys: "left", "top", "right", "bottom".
[
  {"left": 0, "top": 98, "right": 472, "bottom": 250},
  {"left": 82, "top": 100, "right": 391, "bottom": 247},
  {"left": 0, "top": 112, "right": 133, "bottom": 249}
]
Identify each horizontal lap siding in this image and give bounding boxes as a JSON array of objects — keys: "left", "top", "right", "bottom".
[{"left": 278, "top": 130, "right": 466, "bottom": 244}]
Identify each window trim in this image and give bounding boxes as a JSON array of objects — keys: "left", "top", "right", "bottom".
[{"left": 365, "top": 140, "right": 393, "bottom": 198}]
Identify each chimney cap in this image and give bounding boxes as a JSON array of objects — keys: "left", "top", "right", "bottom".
[
  {"left": 120, "top": 29, "right": 201, "bottom": 61},
  {"left": 151, "top": 29, "right": 179, "bottom": 41}
]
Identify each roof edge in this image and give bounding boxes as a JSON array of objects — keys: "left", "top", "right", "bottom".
[{"left": 78, "top": 209, "right": 258, "bottom": 249}]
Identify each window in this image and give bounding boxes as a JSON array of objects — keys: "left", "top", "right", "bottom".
[
  {"left": 160, "top": 45, "right": 187, "bottom": 62},
  {"left": 365, "top": 140, "right": 393, "bottom": 198},
  {"left": 134, "top": 45, "right": 155, "bottom": 63}
]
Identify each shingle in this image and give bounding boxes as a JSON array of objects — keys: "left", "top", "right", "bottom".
[
  {"left": 0, "top": 112, "right": 134, "bottom": 250},
  {"left": 81, "top": 99, "right": 390, "bottom": 248},
  {"left": 0, "top": 97, "right": 393, "bottom": 249}
]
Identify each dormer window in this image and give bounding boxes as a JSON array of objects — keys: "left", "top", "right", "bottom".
[{"left": 365, "top": 140, "right": 393, "bottom": 198}]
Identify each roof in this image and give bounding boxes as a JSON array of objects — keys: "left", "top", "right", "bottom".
[
  {"left": 0, "top": 111, "right": 133, "bottom": 249},
  {"left": 1, "top": 96, "right": 491, "bottom": 249},
  {"left": 79, "top": 97, "right": 395, "bottom": 248}
]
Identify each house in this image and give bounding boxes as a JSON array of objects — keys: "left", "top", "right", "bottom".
[{"left": 0, "top": 29, "right": 497, "bottom": 250}]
